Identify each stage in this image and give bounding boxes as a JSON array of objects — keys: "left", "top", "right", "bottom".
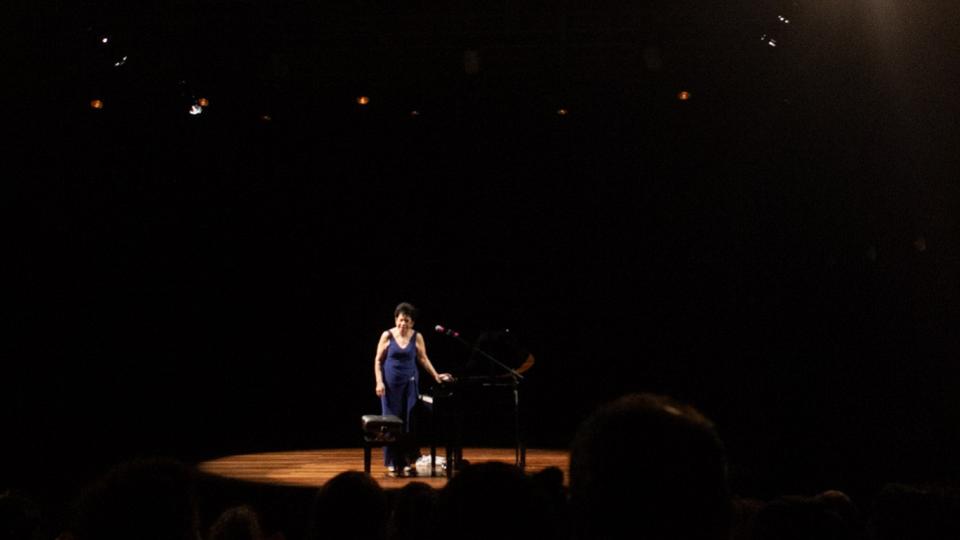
[{"left": 198, "top": 448, "right": 570, "bottom": 488}]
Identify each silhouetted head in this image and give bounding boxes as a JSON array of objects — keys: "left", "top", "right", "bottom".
[
  {"left": 209, "top": 505, "right": 264, "bottom": 540},
  {"left": 386, "top": 481, "right": 436, "bottom": 540},
  {"left": 69, "top": 457, "right": 200, "bottom": 540},
  {"left": 753, "top": 494, "right": 859, "bottom": 540},
  {"left": 569, "top": 393, "right": 730, "bottom": 540},
  {"left": 307, "top": 471, "right": 387, "bottom": 540},
  {"left": 870, "top": 483, "right": 960, "bottom": 540},
  {"left": 0, "top": 490, "right": 42, "bottom": 540},
  {"left": 434, "top": 461, "right": 556, "bottom": 540}
]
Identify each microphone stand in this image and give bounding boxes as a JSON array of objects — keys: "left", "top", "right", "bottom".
[{"left": 437, "top": 330, "right": 526, "bottom": 474}]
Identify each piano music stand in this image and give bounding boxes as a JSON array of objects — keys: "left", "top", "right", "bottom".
[{"left": 430, "top": 330, "right": 526, "bottom": 477}]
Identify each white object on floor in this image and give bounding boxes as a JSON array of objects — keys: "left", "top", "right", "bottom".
[{"left": 415, "top": 454, "right": 446, "bottom": 474}]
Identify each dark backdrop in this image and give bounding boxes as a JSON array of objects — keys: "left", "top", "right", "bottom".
[{"left": 7, "top": 0, "right": 960, "bottom": 501}]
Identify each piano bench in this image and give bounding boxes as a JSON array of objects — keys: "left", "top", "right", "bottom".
[{"left": 361, "top": 414, "right": 404, "bottom": 474}]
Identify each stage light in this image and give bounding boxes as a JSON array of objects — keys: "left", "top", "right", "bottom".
[
  {"left": 90, "top": 99, "right": 104, "bottom": 109},
  {"left": 677, "top": 91, "right": 691, "bottom": 101},
  {"left": 197, "top": 97, "right": 209, "bottom": 107},
  {"left": 556, "top": 108, "right": 569, "bottom": 116},
  {"left": 778, "top": 15, "right": 791, "bottom": 24},
  {"left": 410, "top": 110, "right": 420, "bottom": 117},
  {"left": 100, "top": 36, "right": 110, "bottom": 44},
  {"left": 189, "top": 104, "right": 203, "bottom": 115},
  {"left": 356, "top": 95, "right": 370, "bottom": 106},
  {"left": 113, "top": 55, "right": 128, "bottom": 67},
  {"left": 260, "top": 114, "right": 273, "bottom": 122}
]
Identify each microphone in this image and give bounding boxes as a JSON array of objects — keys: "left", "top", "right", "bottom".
[{"left": 434, "top": 324, "right": 460, "bottom": 338}]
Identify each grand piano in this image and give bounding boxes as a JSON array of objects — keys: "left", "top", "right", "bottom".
[{"left": 421, "top": 328, "right": 535, "bottom": 477}]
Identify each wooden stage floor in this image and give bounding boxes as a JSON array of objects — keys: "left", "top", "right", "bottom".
[{"left": 198, "top": 448, "right": 570, "bottom": 489}]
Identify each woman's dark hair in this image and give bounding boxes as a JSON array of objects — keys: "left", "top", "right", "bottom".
[{"left": 394, "top": 302, "right": 418, "bottom": 320}]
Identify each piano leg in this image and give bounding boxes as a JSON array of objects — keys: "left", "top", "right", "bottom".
[
  {"left": 514, "top": 383, "right": 525, "bottom": 471},
  {"left": 446, "top": 442, "right": 454, "bottom": 478},
  {"left": 429, "top": 402, "right": 438, "bottom": 477}
]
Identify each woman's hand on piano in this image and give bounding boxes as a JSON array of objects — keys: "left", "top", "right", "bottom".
[{"left": 437, "top": 373, "right": 455, "bottom": 384}]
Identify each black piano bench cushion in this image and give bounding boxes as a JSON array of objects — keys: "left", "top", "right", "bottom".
[{"left": 362, "top": 415, "right": 404, "bottom": 442}]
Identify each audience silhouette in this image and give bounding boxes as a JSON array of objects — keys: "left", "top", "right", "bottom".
[
  {"left": 752, "top": 492, "right": 860, "bottom": 540},
  {"left": 433, "top": 461, "right": 558, "bottom": 540},
  {"left": 66, "top": 457, "right": 200, "bottom": 540},
  {"left": 385, "top": 482, "right": 436, "bottom": 540},
  {"left": 209, "top": 505, "right": 265, "bottom": 540},
  {"left": 9, "top": 391, "right": 960, "bottom": 540},
  {"left": 569, "top": 392, "right": 730, "bottom": 540},
  {"left": 306, "top": 471, "right": 387, "bottom": 540},
  {"left": 868, "top": 483, "right": 960, "bottom": 540},
  {"left": 0, "top": 489, "right": 43, "bottom": 540}
]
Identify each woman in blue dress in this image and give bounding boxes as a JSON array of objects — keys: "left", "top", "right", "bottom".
[{"left": 373, "top": 302, "right": 452, "bottom": 476}]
